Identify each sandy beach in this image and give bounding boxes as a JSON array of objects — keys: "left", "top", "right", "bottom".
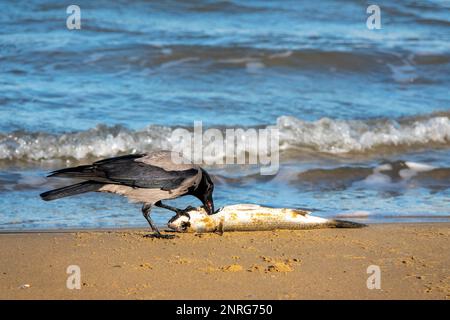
[{"left": 0, "top": 223, "right": 448, "bottom": 300}]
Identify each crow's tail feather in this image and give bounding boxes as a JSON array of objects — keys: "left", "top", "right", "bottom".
[
  {"left": 47, "top": 165, "right": 95, "bottom": 178},
  {"left": 40, "top": 181, "right": 103, "bottom": 201}
]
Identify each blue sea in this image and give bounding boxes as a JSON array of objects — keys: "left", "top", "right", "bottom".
[{"left": 1, "top": 0, "right": 449, "bottom": 230}]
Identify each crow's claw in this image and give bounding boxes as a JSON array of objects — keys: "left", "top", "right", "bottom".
[{"left": 176, "top": 207, "right": 194, "bottom": 219}]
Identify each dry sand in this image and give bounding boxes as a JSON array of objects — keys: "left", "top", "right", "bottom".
[{"left": 0, "top": 223, "right": 448, "bottom": 299}]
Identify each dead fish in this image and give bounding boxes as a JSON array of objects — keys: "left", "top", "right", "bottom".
[{"left": 168, "top": 204, "right": 366, "bottom": 233}]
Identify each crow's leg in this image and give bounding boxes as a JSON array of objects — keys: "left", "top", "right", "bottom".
[
  {"left": 154, "top": 201, "right": 192, "bottom": 219},
  {"left": 141, "top": 203, "right": 175, "bottom": 239}
]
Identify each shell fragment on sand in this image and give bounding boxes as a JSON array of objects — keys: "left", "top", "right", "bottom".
[{"left": 167, "top": 204, "right": 366, "bottom": 233}]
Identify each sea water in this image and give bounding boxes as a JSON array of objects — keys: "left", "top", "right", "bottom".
[{"left": 0, "top": 1, "right": 449, "bottom": 230}]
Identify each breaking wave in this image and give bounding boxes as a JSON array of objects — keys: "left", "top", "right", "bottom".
[
  {"left": 0, "top": 112, "right": 449, "bottom": 162},
  {"left": 276, "top": 112, "right": 450, "bottom": 154}
]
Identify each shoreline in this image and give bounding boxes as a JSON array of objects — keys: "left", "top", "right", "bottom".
[
  {"left": 1, "top": 219, "right": 450, "bottom": 234},
  {"left": 0, "top": 223, "right": 448, "bottom": 299}
]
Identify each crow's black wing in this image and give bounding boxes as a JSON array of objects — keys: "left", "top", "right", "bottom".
[
  {"left": 48, "top": 154, "right": 198, "bottom": 190},
  {"left": 92, "top": 153, "right": 147, "bottom": 165},
  {"left": 94, "top": 159, "right": 197, "bottom": 189}
]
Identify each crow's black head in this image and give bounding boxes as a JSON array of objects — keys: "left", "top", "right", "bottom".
[{"left": 190, "top": 168, "right": 214, "bottom": 215}]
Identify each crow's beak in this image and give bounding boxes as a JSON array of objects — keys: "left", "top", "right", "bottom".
[{"left": 204, "top": 196, "right": 214, "bottom": 215}]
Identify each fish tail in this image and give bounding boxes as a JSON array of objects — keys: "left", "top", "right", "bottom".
[{"left": 330, "top": 220, "right": 367, "bottom": 228}]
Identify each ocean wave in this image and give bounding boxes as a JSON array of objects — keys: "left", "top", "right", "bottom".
[
  {"left": 0, "top": 113, "right": 449, "bottom": 162},
  {"left": 5, "top": 43, "right": 449, "bottom": 76},
  {"left": 276, "top": 112, "right": 450, "bottom": 154},
  {"left": 0, "top": 124, "right": 173, "bottom": 162},
  {"left": 82, "top": 47, "right": 449, "bottom": 74},
  {"left": 295, "top": 161, "right": 450, "bottom": 191}
]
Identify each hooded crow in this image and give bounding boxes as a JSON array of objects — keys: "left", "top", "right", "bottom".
[{"left": 40, "top": 151, "right": 215, "bottom": 238}]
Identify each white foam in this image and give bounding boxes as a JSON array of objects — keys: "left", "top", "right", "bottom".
[
  {"left": 276, "top": 114, "right": 450, "bottom": 154},
  {"left": 363, "top": 173, "right": 392, "bottom": 185},
  {"left": 404, "top": 161, "right": 435, "bottom": 172},
  {"left": 1, "top": 114, "right": 449, "bottom": 161},
  {"left": 246, "top": 61, "right": 265, "bottom": 72}
]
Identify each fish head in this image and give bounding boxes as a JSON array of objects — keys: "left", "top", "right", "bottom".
[
  {"left": 168, "top": 214, "right": 191, "bottom": 232},
  {"left": 168, "top": 208, "right": 219, "bottom": 233}
]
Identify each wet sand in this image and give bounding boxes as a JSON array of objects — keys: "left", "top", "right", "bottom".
[{"left": 0, "top": 223, "right": 448, "bottom": 299}]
